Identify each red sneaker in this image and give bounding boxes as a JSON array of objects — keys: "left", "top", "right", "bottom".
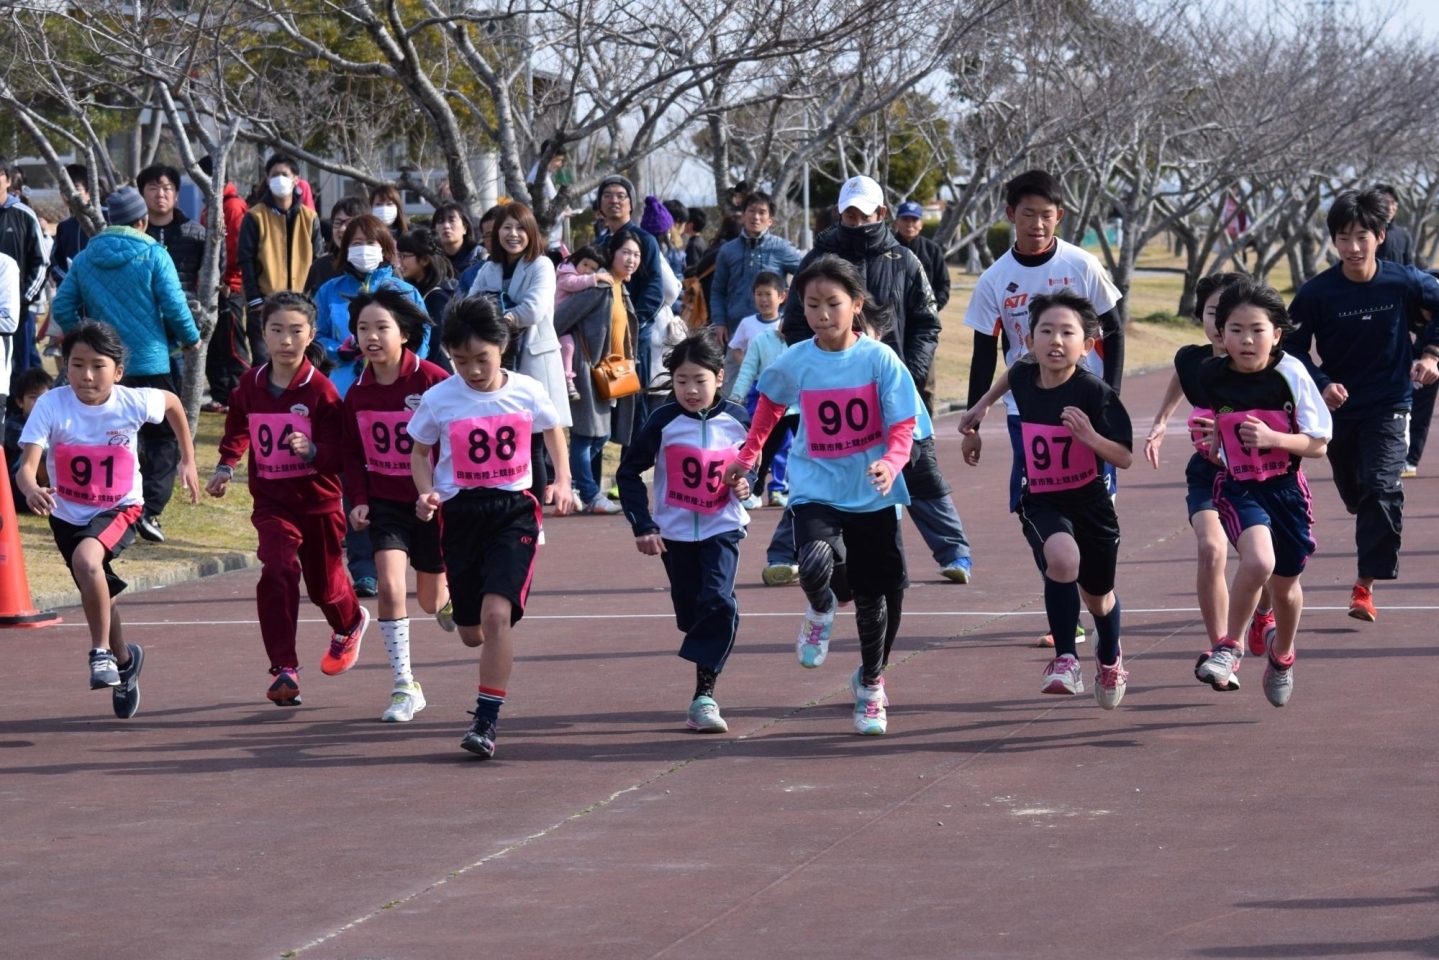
[
  {"left": 267, "top": 668, "right": 302, "bottom": 706},
  {"left": 1247, "top": 608, "right": 1276, "bottom": 657},
  {"left": 321, "top": 606, "right": 371, "bottom": 675},
  {"left": 1348, "top": 584, "right": 1376, "bottom": 623}
]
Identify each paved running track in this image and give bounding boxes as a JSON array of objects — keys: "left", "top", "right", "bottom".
[{"left": 3, "top": 366, "right": 1438, "bottom": 960}]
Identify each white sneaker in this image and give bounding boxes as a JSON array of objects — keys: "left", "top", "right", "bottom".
[
  {"left": 1094, "top": 655, "right": 1128, "bottom": 710},
  {"left": 435, "top": 601, "right": 457, "bottom": 633},
  {"left": 380, "top": 681, "right": 426, "bottom": 722},
  {"left": 850, "top": 666, "right": 889, "bottom": 706},
  {"left": 853, "top": 683, "right": 887, "bottom": 735},
  {"left": 797, "top": 597, "right": 835, "bottom": 668},
  {"left": 1041, "top": 654, "right": 1083, "bottom": 695},
  {"left": 587, "top": 495, "right": 621, "bottom": 515}
]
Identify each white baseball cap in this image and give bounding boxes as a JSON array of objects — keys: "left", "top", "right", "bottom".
[{"left": 838, "top": 175, "right": 885, "bottom": 215}]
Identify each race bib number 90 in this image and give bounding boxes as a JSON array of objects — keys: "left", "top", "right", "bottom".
[
  {"left": 357, "top": 410, "right": 414, "bottom": 477},
  {"left": 1217, "top": 409, "right": 1292, "bottom": 482},
  {"left": 248, "top": 413, "right": 316, "bottom": 479},
  {"left": 54, "top": 443, "right": 136, "bottom": 506},
  {"left": 448, "top": 411, "right": 532, "bottom": 488},
  {"left": 664, "top": 445, "right": 737, "bottom": 515},
  {"left": 800, "top": 383, "right": 883, "bottom": 460},
  {"left": 1020, "top": 422, "right": 1098, "bottom": 492}
]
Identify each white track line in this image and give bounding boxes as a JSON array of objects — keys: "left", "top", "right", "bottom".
[{"left": 47, "top": 605, "right": 1439, "bottom": 627}]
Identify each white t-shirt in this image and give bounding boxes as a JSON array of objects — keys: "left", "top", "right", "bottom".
[
  {"left": 963, "top": 238, "right": 1122, "bottom": 415},
  {"left": 728, "top": 313, "right": 780, "bottom": 355},
  {"left": 407, "top": 370, "right": 562, "bottom": 500},
  {"left": 19, "top": 384, "right": 166, "bottom": 525}
]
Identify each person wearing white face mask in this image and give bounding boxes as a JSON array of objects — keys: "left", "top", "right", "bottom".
[
  {"left": 368, "top": 185, "right": 409, "bottom": 237},
  {"left": 238, "top": 154, "right": 323, "bottom": 328}
]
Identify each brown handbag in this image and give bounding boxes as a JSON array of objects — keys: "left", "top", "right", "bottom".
[{"left": 579, "top": 280, "right": 641, "bottom": 400}]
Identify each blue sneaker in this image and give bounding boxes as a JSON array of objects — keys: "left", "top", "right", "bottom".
[
  {"left": 685, "top": 696, "right": 728, "bottom": 732},
  {"left": 852, "top": 684, "right": 888, "bottom": 735},
  {"left": 939, "top": 557, "right": 973, "bottom": 584},
  {"left": 797, "top": 596, "right": 835, "bottom": 668},
  {"left": 353, "top": 576, "right": 379, "bottom": 598}
]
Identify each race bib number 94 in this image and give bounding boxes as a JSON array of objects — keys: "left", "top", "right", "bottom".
[
  {"left": 800, "top": 383, "right": 883, "bottom": 460},
  {"left": 248, "top": 413, "right": 316, "bottom": 479},
  {"left": 448, "top": 412, "right": 533, "bottom": 488}
]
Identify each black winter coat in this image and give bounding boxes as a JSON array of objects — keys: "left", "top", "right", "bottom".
[
  {"left": 146, "top": 209, "right": 208, "bottom": 300},
  {"left": 894, "top": 232, "right": 950, "bottom": 310}
]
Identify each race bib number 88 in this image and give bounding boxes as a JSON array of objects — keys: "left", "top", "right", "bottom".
[{"left": 448, "top": 411, "right": 533, "bottom": 488}]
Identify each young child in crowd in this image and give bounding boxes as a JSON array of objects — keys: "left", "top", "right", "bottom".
[
  {"left": 722, "top": 255, "right": 919, "bottom": 736},
  {"left": 617, "top": 332, "right": 753, "bottom": 734},
  {"left": 341, "top": 288, "right": 452, "bottom": 723},
  {"left": 1144, "top": 272, "right": 1272, "bottom": 690},
  {"left": 554, "top": 245, "right": 612, "bottom": 401},
  {"left": 7, "top": 366, "right": 54, "bottom": 510},
  {"left": 207, "top": 292, "right": 371, "bottom": 707},
  {"left": 409, "top": 296, "right": 574, "bottom": 759},
  {"left": 16, "top": 322, "right": 200, "bottom": 718},
  {"left": 961, "top": 292, "right": 1134, "bottom": 707},
  {"left": 728, "top": 272, "right": 791, "bottom": 507},
  {"left": 1192, "top": 279, "right": 1331, "bottom": 707}
]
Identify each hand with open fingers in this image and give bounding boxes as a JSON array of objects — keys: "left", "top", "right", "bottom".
[
  {"left": 287, "top": 431, "right": 315, "bottom": 460},
  {"left": 205, "top": 470, "right": 229, "bottom": 498},
  {"left": 1238, "top": 414, "right": 1281, "bottom": 450},
  {"left": 1061, "top": 406, "right": 1099, "bottom": 446},
  {"left": 179, "top": 461, "right": 201, "bottom": 504},
  {"left": 349, "top": 504, "right": 370, "bottom": 530},
  {"left": 635, "top": 533, "right": 665, "bottom": 556},
  {"left": 1322, "top": 383, "right": 1348, "bottom": 411},
  {"left": 1144, "top": 421, "right": 1167, "bottom": 469},
  {"left": 24, "top": 485, "right": 56, "bottom": 516},
  {"left": 962, "top": 431, "right": 982, "bottom": 466},
  {"left": 867, "top": 459, "right": 895, "bottom": 496},
  {"left": 415, "top": 491, "right": 441, "bottom": 522}
]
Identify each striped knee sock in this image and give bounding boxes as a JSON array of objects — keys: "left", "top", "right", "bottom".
[{"left": 476, "top": 686, "right": 506, "bottom": 726}]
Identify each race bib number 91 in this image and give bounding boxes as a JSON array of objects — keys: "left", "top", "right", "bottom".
[
  {"left": 54, "top": 443, "right": 136, "bottom": 506},
  {"left": 448, "top": 411, "right": 532, "bottom": 488},
  {"left": 800, "top": 383, "right": 883, "bottom": 460}
]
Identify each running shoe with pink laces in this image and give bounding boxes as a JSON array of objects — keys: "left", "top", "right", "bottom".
[
  {"left": 850, "top": 666, "right": 888, "bottom": 706},
  {"left": 1094, "top": 655, "right": 1128, "bottom": 710},
  {"left": 796, "top": 595, "right": 835, "bottom": 668},
  {"left": 1247, "top": 608, "right": 1276, "bottom": 657},
  {"left": 1041, "top": 654, "right": 1083, "bottom": 695},
  {"left": 321, "top": 606, "right": 371, "bottom": 676},
  {"left": 853, "top": 683, "right": 887, "bottom": 735}
]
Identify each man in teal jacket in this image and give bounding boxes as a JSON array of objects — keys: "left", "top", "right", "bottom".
[{"left": 52, "top": 186, "right": 200, "bottom": 542}]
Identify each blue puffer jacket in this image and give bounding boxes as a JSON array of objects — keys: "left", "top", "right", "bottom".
[
  {"left": 313, "top": 264, "right": 428, "bottom": 397},
  {"left": 51, "top": 226, "right": 199, "bottom": 377},
  {"left": 708, "top": 231, "right": 802, "bottom": 332}
]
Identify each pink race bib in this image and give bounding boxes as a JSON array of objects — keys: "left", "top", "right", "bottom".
[
  {"left": 664, "top": 445, "right": 737, "bottom": 515},
  {"left": 248, "top": 413, "right": 315, "bottom": 480},
  {"left": 357, "top": 410, "right": 414, "bottom": 477},
  {"left": 1187, "top": 407, "right": 1215, "bottom": 456},
  {"left": 800, "top": 383, "right": 883, "bottom": 460},
  {"left": 1216, "top": 409, "right": 1292, "bottom": 482},
  {"left": 1020, "top": 422, "right": 1098, "bottom": 493},
  {"left": 448, "top": 412, "right": 532, "bottom": 488},
  {"left": 53, "top": 443, "right": 136, "bottom": 507}
]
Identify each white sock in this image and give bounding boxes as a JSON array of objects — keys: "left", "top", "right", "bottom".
[{"left": 379, "top": 618, "right": 412, "bottom": 686}]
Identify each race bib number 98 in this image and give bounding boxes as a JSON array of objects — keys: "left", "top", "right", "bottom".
[
  {"left": 448, "top": 412, "right": 532, "bottom": 488},
  {"left": 800, "top": 383, "right": 883, "bottom": 460},
  {"left": 357, "top": 410, "right": 414, "bottom": 477}
]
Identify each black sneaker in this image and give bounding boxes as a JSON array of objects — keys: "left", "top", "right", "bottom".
[
  {"left": 89, "top": 649, "right": 120, "bottom": 688},
  {"left": 112, "top": 643, "right": 144, "bottom": 719},
  {"left": 460, "top": 712, "right": 497, "bottom": 759},
  {"left": 135, "top": 515, "right": 165, "bottom": 543}
]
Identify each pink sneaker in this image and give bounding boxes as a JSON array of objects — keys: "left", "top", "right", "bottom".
[
  {"left": 1247, "top": 608, "right": 1276, "bottom": 657},
  {"left": 1041, "top": 654, "right": 1083, "bottom": 695}
]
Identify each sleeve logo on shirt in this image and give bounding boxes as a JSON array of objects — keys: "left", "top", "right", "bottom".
[
  {"left": 290, "top": 404, "right": 310, "bottom": 417},
  {"left": 1047, "top": 276, "right": 1076, "bottom": 286},
  {"left": 405, "top": 394, "right": 423, "bottom": 411},
  {"left": 1005, "top": 281, "right": 1019, "bottom": 293},
  {"left": 107, "top": 435, "right": 131, "bottom": 447}
]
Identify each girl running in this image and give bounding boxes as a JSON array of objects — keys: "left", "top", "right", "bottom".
[
  {"left": 617, "top": 332, "right": 754, "bottom": 734},
  {"left": 341, "top": 288, "right": 452, "bottom": 723},
  {"left": 1144, "top": 272, "right": 1271, "bottom": 690},
  {"left": 208, "top": 292, "right": 371, "bottom": 707},
  {"left": 960, "top": 292, "right": 1134, "bottom": 707},
  {"left": 722, "top": 254, "right": 920, "bottom": 736},
  {"left": 1192, "top": 279, "right": 1332, "bottom": 707},
  {"left": 409, "top": 296, "right": 574, "bottom": 759},
  {"left": 16, "top": 321, "right": 200, "bottom": 719}
]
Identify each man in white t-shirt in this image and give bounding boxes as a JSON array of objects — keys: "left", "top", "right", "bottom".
[{"left": 963, "top": 169, "right": 1125, "bottom": 512}]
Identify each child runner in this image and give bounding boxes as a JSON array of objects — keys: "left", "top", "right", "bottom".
[
  {"left": 960, "top": 292, "right": 1134, "bottom": 706},
  {"left": 409, "top": 296, "right": 574, "bottom": 759},
  {"left": 728, "top": 271, "right": 791, "bottom": 507},
  {"left": 208, "top": 292, "right": 371, "bottom": 706},
  {"left": 7, "top": 366, "right": 53, "bottom": 510},
  {"left": 1193, "top": 279, "right": 1332, "bottom": 707},
  {"left": 1143, "top": 272, "right": 1272, "bottom": 689},
  {"left": 554, "top": 245, "right": 612, "bottom": 402},
  {"left": 341, "top": 288, "right": 452, "bottom": 722},
  {"left": 16, "top": 322, "right": 200, "bottom": 718},
  {"left": 617, "top": 332, "right": 753, "bottom": 733},
  {"left": 722, "top": 254, "right": 919, "bottom": 736}
]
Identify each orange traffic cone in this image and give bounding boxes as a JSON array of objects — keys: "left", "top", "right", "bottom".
[{"left": 0, "top": 448, "right": 60, "bottom": 627}]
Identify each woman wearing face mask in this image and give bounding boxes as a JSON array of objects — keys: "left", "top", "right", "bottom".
[
  {"left": 468, "top": 202, "right": 572, "bottom": 503},
  {"left": 396, "top": 227, "right": 458, "bottom": 372},
  {"left": 369, "top": 185, "right": 409, "bottom": 237},
  {"left": 305, "top": 197, "right": 368, "bottom": 295},
  {"left": 313, "top": 215, "right": 428, "bottom": 398}
]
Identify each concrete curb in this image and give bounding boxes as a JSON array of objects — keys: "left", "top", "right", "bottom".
[{"left": 32, "top": 550, "right": 258, "bottom": 614}]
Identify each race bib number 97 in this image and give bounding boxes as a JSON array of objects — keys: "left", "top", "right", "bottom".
[
  {"left": 800, "top": 383, "right": 883, "bottom": 460},
  {"left": 1020, "top": 422, "right": 1098, "bottom": 492},
  {"left": 448, "top": 412, "right": 533, "bottom": 488}
]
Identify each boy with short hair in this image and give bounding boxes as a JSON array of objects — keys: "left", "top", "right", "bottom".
[
  {"left": 728, "top": 272, "right": 790, "bottom": 505},
  {"left": 1286, "top": 188, "right": 1439, "bottom": 621},
  {"left": 6, "top": 366, "right": 52, "bottom": 506}
]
